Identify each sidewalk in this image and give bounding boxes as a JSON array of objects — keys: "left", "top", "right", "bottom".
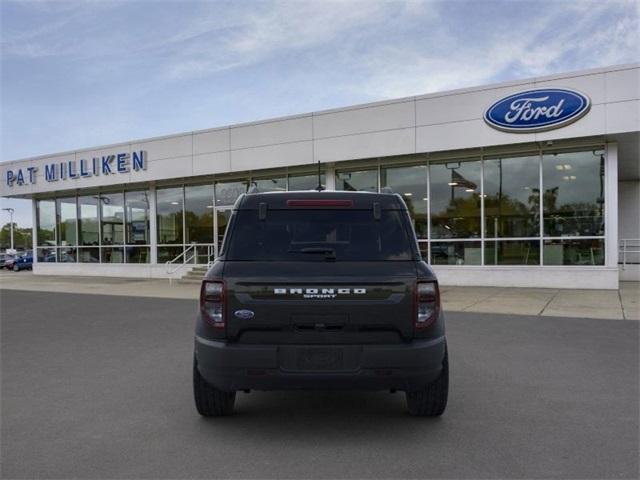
[{"left": 1, "top": 270, "right": 638, "bottom": 320}]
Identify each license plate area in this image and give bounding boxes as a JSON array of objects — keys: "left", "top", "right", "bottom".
[{"left": 279, "top": 346, "right": 360, "bottom": 372}]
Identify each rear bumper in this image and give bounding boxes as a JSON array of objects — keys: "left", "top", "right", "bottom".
[{"left": 194, "top": 335, "right": 446, "bottom": 392}]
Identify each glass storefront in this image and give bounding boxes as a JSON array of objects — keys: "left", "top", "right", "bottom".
[
  {"left": 430, "top": 159, "right": 482, "bottom": 239},
  {"left": 78, "top": 195, "right": 99, "bottom": 246},
  {"left": 125, "top": 191, "right": 150, "bottom": 245},
  {"left": 484, "top": 154, "right": 540, "bottom": 238},
  {"left": 56, "top": 197, "right": 77, "bottom": 247},
  {"left": 33, "top": 147, "right": 607, "bottom": 267},
  {"left": 289, "top": 173, "right": 325, "bottom": 191},
  {"left": 252, "top": 176, "right": 286, "bottom": 193},
  {"left": 336, "top": 169, "right": 378, "bottom": 192},
  {"left": 37, "top": 191, "right": 151, "bottom": 264},
  {"left": 542, "top": 150, "right": 605, "bottom": 237},
  {"left": 381, "top": 165, "right": 428, "bottom": 239},
  {"left": 36, "top": 200, "right": 56, "bottom": 247}
]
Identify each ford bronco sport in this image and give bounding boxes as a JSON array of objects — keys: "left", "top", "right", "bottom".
[{"left": 193, "top": 191, "right": 448, "bottom": 416}]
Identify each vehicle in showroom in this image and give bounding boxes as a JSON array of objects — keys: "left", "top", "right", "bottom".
[{"left": 193, "top": 190, "right": 448, "bottom": 417}]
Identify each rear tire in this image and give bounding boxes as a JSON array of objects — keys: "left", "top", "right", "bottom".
[
  {"left": 193, "top": 357, "right": 236, "bottom": 417},
  {"left": 406, "top": 346, "right": 448, "bottom": 417},
  {"left": 12, "top": 264, "right": 19, "bottom": 272}
]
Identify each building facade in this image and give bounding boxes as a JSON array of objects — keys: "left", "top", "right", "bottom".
[{"left": 2, "top": 64, "right": 638, "bottom": 289}]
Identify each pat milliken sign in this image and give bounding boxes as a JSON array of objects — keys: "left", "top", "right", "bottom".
[
  {"left": 484, "top": 88, "right": 591, "bottom": 133},
  {"left": 4, "top": 150, "right": 147, "bottom": 187}
]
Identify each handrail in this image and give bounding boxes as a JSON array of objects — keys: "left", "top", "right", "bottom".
[
  {"left": 166, "top": 243, "right": 197, "bottom": 283},
  {"left": 207, "top": 244, "right": 215, "bottom": 267},
  {"left": 619, "top": 238, "right": 640, "bottom": 270}
]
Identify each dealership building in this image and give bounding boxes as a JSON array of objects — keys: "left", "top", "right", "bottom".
[{"left": 1, "top": 63, "right": 638, "bottom": 289}]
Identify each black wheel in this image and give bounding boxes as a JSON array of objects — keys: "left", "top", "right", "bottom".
[
  {"left": 406, "top": 346, "right": 449, "bottom": 417},
  {"left": 193, "top": 357, "right": 236, "bottom": 417},
  {"left": 12, "top": 264, "right": 19, "bottom": 272}
]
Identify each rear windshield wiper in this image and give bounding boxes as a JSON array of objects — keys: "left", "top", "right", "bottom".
[{"left": 287, "top": 247, "right": 337, "bottom": 260}]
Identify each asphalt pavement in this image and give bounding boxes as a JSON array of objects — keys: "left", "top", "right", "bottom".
[{"left": 1, "top": 290, "right": 638, "bottom": 479}]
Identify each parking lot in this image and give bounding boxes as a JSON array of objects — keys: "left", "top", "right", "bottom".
[{"left": 1, "top": 289, "right": 639, "bottom": 479}]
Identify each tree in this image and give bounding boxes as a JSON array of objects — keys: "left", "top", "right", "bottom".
[{"left": 0, "top": 223, "right": 32, "bottom": 251}]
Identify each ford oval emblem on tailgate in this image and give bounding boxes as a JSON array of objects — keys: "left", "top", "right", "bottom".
[{"left": 234, "top": 309, "right": 255, "bottom": 320}]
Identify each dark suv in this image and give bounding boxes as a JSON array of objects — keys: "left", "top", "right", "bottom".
[{"left": 193, "top": 191, "right": 448, "bottom": 416}]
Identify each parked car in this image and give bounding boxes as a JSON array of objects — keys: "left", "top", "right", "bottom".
[
  {"left": 0, "top": 253, "right": 6, "bottom": 269},
  {"left": 11, "top": 251, "right": 33, "bottom": 271},
  {"left": 3, "top": 254, "right": 17, "bottom": 270},
  {"left": 193, "top": 191, "right": 448, "bottom": 417}
]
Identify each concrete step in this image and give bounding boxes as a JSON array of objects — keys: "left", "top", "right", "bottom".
[
  {"left": 177, "top": 278, "right": 203, "bottom": 285},
  {"left": 182, "top": 273, "right": 205, "bottom": 280}
]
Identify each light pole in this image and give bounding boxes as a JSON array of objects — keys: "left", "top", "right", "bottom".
[{"left": 2, "top": 207, "right": 15, "bottom": 251}]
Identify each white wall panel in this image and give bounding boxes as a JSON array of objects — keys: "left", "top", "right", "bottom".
[
  {"left": 193, "top": 151, "right": 231, "bottom": 175},
  {"left": 230, "top": 141, "right": 313, "bottom": 172},
  {"left": 314, "top": 101, "right": 414, "bottom": 139},
  {"left": 606, "top": 68, "right": 640, "bottom": 103},
  {"left": 132, "top": 156, "right": 193, "bottom": 182},
  {"left": 416, "top": 84, "right": 535, "bottom": 126},
  {"left": 230, "top": 116, "right": 312, "bottom": 149},
  {"left": 193, "top": 128, "right": 229, "bottom": 155},
  {"left": 535, "top": 104, "right": 606, "bottom": 141},
  {"left": 605, "top": 100, "right": 640, "bottom": 134},
  {"left": 416, "top": 119, "right": 535, "bottom": 152},
  {"left": 314, "top": 128, "right": 415, "bottom": 162},
  {"left": 433, "top": 266, "right": 619, "bottom": 289},
  {"left": 130, "top": 134, "right": 192, "bottom": 161},
  {"left": 534, "top": 72, "right": 606, "bottom": 104}
]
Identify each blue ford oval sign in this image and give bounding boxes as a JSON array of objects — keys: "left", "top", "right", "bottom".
[
  {"left": 234, "top": 309, "right": 255, "bottom": 320},
  {"left": 484, "top": 88, "right": 591, "bottom": 133}
]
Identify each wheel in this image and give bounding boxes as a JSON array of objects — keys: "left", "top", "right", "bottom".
[
  {"left": 406, "top": 345, "right": 449, "bottom": 417},
  {"left": 12, "top": 264, "right": 19, "bottom": 272},
  {"left": 193, "top": 357, "right": 236, "bottom": 417}
]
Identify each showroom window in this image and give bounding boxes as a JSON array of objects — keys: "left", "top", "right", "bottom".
[
  {"left": 185, "top": 184, "right": 215, "bottom": 264},
  {"left": 288, "top": 172, "right": 325, "bottom": 191},
  {"left": 124, "top": 190, "right": 151, "bottom": 264},
  {"left": 381, "top": 164, "right": 428, "bottom": 239},
  {"left": 542, "top": 150, "right": 605, "bottom": 237},
  {"left": 77, "top": 195, "right": 100, "bottom": 262},
  {"left": 336, "top": 169, "right": 378, "bottom": 192},
  {"left": 215, "top": 180, "right": 248, "bottom": 207},
  {"left": 251, "top": 176, "right": 286, "bottom": 193},
  {"left": 36, "top": 190, "right": 153, "bottom": 264},
  {"left": 542, "top": 149, "right": 605, "bottom": 265},
  {"left": 56, "top": 197, "right": 77, "bottom": 263},
  {"left": 484, "top": 154, "right": 540, "bottom": 238},
  {"left": 36, "top": 199, "right": 56, "bottom": 262},
  {"left": 100, "top": 192, "right": 124, "bottom": 263},
  {"left": 156, "top": 186, "right": 184, "bottom": 263},
  {"left": 342, "top": 146, "right": 604, "bottom": 267}
]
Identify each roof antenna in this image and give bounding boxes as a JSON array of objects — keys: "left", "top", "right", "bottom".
[{"left": 315, "top": 160, "right": 325, "bottom": 192}]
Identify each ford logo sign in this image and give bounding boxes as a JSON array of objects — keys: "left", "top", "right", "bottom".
[
  {"left": 234, "top": 309, "right": 255, "bottom": 320},
  {"left": 484, "top": 88, "right": 591, "bottom": 133}
]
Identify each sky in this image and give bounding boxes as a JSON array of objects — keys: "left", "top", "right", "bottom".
[{"left": 1, "top": 0, "right": 639, "bottom": 227}]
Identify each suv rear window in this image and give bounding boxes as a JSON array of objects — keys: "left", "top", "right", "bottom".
[{"left": 225, "top": 209, "right": 415, "bottom": 261}]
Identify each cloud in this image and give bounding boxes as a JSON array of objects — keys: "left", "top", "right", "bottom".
[
  {"left": 350, "top": 0, "right": 640, "bottom": 99},
  {"left": 163, "top": 0, "right": 399, "bottom": 80}
]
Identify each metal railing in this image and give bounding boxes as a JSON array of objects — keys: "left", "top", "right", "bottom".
[
  {"left": 166, "top": 243, "right": 197, "bottom": 283},
  {"left": 619, "top": 239, "right": 640, "bottom": 270},
  {"left": 207, "top": 245, "right": 215, "bottom": 266}
]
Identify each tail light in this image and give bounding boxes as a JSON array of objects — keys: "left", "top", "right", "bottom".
[
  {"left": 200, "top": 280, "right": 225, "bottom": 329},
  {"left": 415, "top": 281, "right": 439, "bottom": 329}
]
